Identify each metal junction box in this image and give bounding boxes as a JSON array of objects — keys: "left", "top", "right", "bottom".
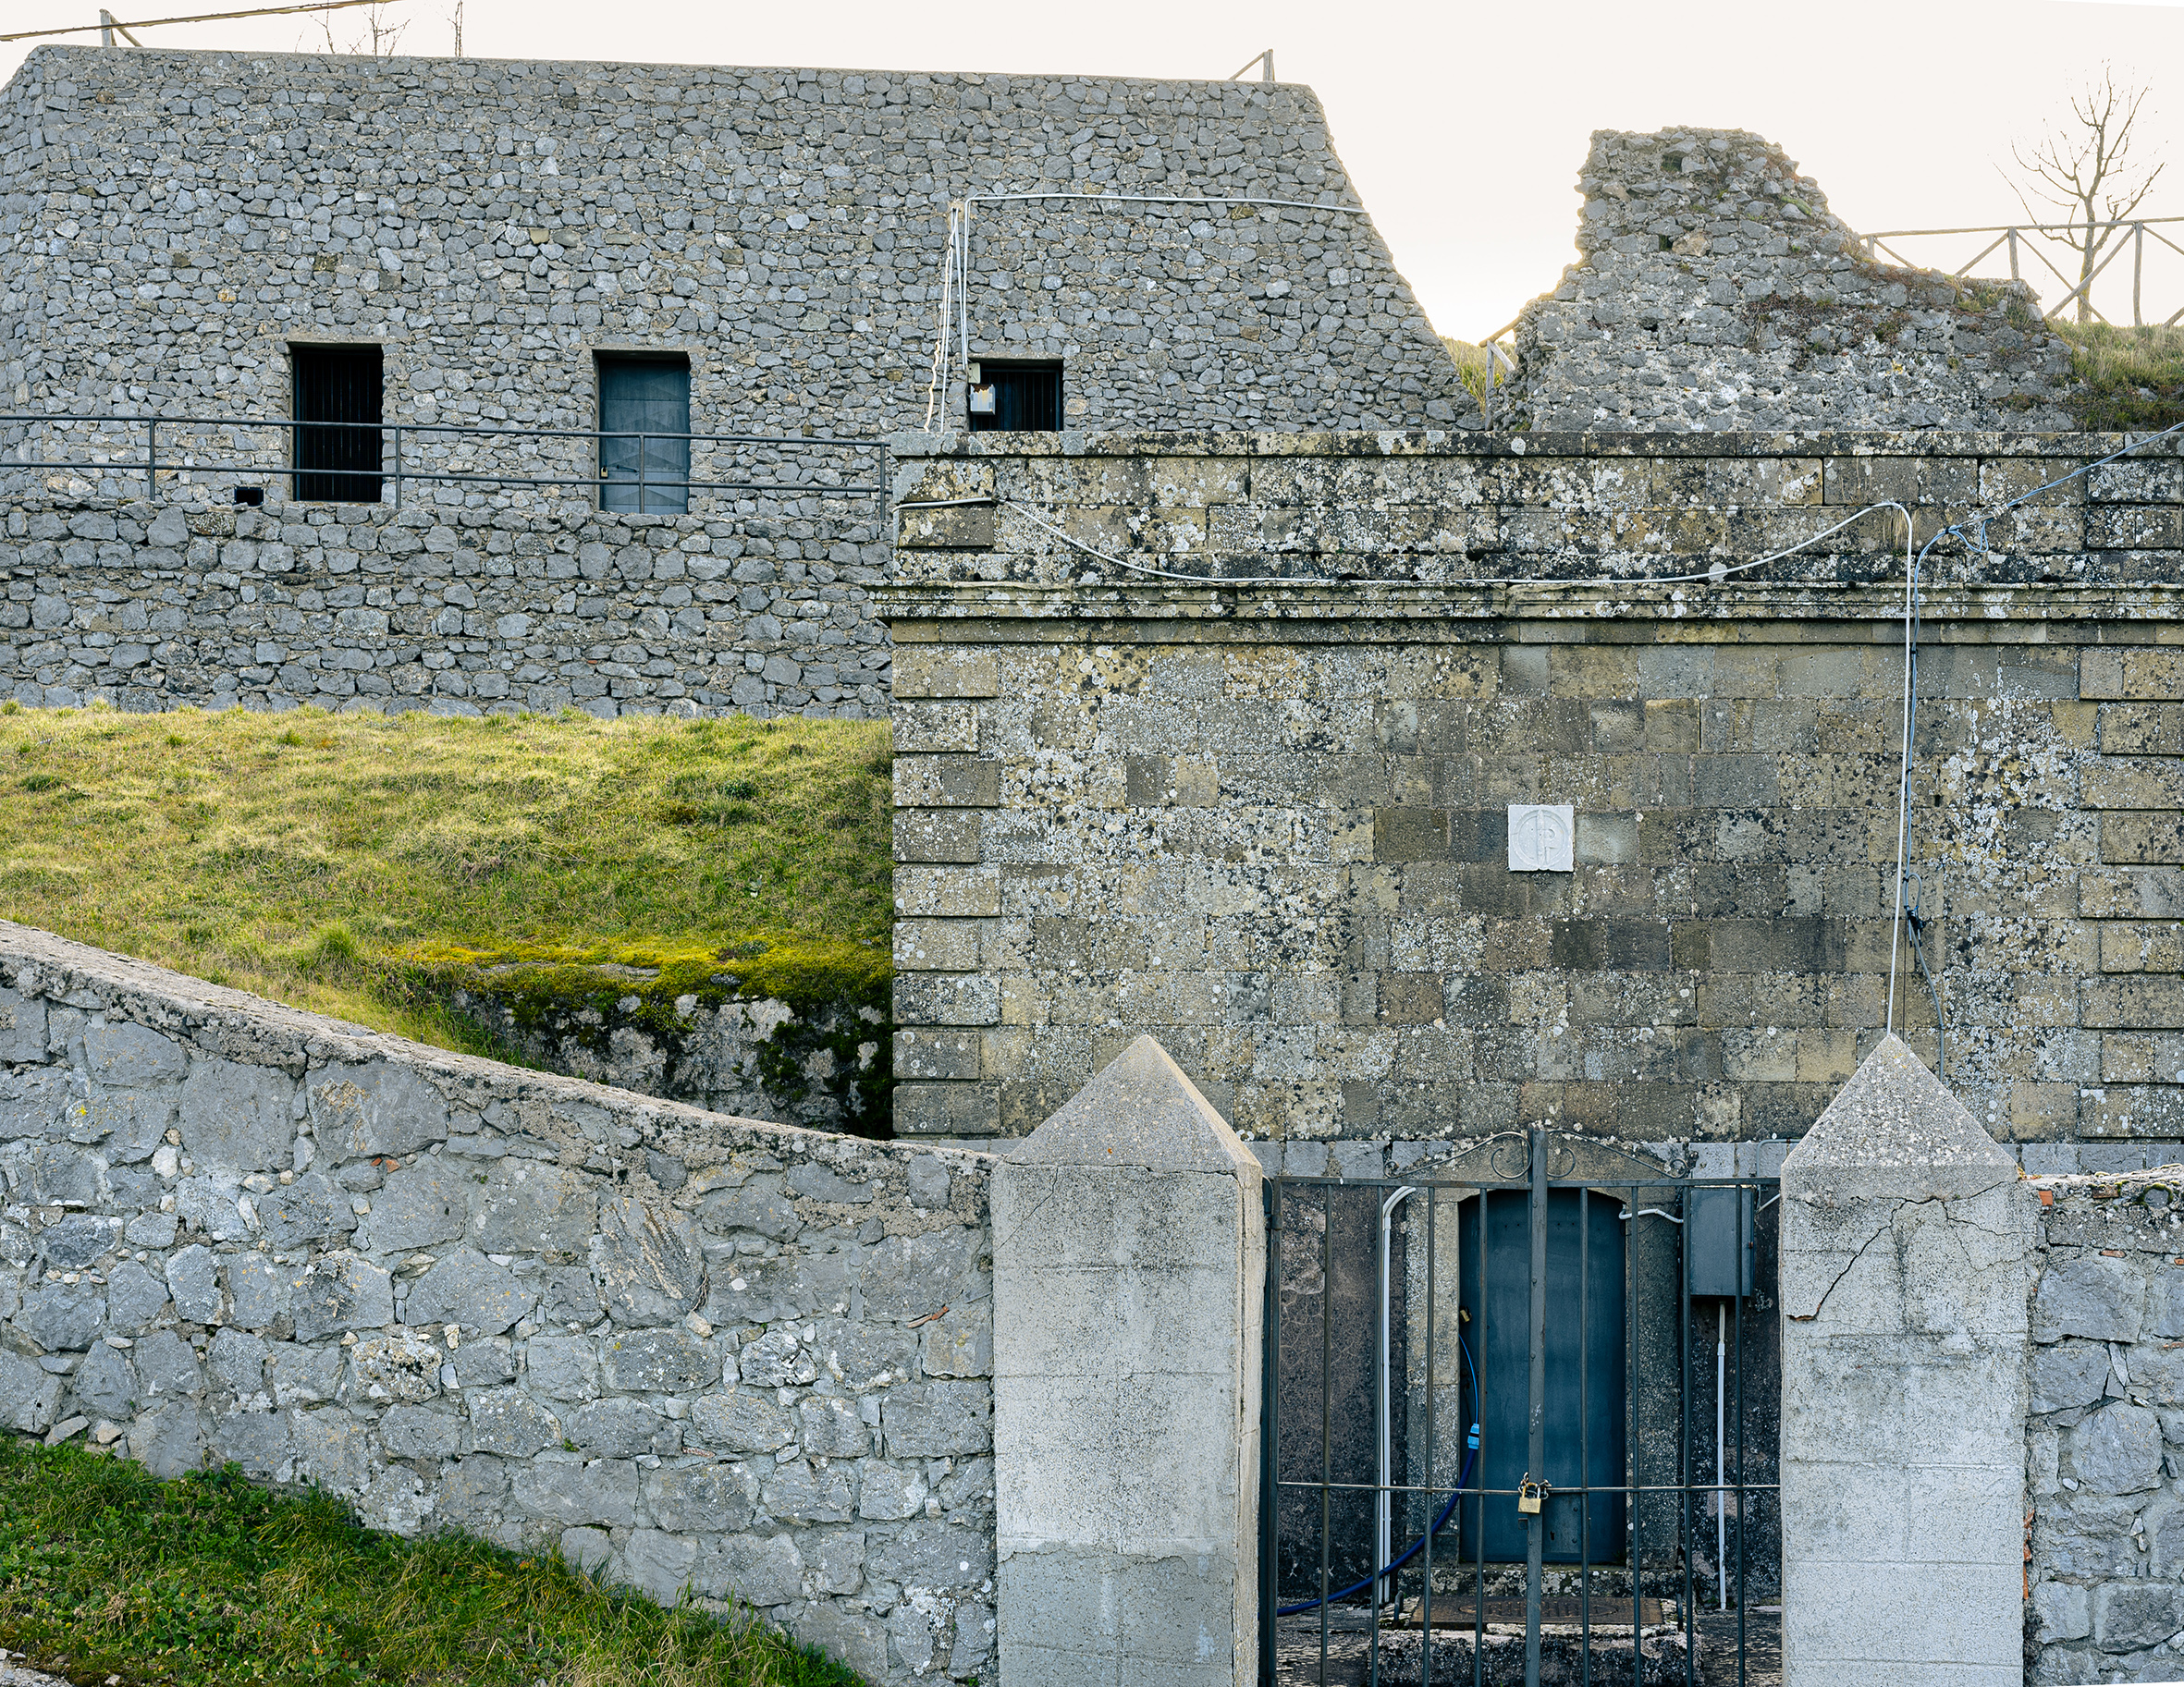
[{"left": 1685, "top": 1185, "right": 1756, "bottom": 1298}]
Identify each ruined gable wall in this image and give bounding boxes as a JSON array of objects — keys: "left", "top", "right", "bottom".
[
  {"left": 0, "top": 45, "right": 1470, "bottom": 463},
  {"left": 879, "top": 430, "right": 2184, "bottom": 1168},
  {"left": 1512, "top": 128, "right": 2076, "bottom": 433},
  {"left": 0, "top": 923, "right": 996, "bottom": 1684}
]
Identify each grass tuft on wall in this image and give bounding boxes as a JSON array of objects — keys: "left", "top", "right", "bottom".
[
  {"left": 0, "top": 704, "right": 894, "bottom": 1067},
  {"left": 2051, "top": 322, "right": 2184, "bottom": 432},
  {"left": 0, "top": 1437, "right": 861, "bottom": 1687}
]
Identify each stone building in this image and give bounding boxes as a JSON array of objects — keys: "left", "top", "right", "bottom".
[
  {"left": 0, "top": 44, "right": 1468, "bottom": 716},
  {"left": 0, "top": 45, "right": 1469, "bottom": 452}
]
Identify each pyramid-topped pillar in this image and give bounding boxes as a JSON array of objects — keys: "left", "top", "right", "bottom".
[
  {"left": 990, "top": 1036, "right": 1265, "bottom": 1687},
  {"left": 1780, "top": 1033, "right": 2035, "bottom": 1687}
]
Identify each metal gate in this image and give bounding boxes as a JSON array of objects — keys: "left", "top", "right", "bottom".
[{"left": 1259, "top": 1131, "right": 1779, "bottom": 1687}]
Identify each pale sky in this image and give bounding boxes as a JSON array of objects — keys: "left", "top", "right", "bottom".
[{"left": 4, "top": 0, "right": 2182, "bottom": 336}]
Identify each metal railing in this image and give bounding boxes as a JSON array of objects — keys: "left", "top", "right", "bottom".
[
  {"left": 0, "top": 412, "right": 884, "bottom": 508},
  {"left": 1263, "top": 1134, "right": 1778, "bottom": 1687},
  {"left": 1858, "top": 216, "right": 2184, "bottom": 328}
]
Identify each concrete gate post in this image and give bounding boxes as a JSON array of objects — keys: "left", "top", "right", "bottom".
[
  {"left": 1779, "top": 1033, "right": 2035, "bottom": 1686},
  {"left": 990, "top": 1035, "right": 1266, "bottom": 1687}
]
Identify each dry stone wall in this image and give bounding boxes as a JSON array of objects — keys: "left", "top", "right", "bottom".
[
  {"left": 880, "top": 429, "right": 2184, "bottom": 1156},
  {"left": 0, "top": 493, "right": 885, "bottom": 715},
  {"left": 0, "top": 923, "right": 998, "bottom": 1685},
  {"left": 2025, "top": 1169, "right": 2184, "bottom": 1684},
  {"left": 1510, "top": 128, "right": 2076, "bottom": 434},
  {"left": 0, "top": 45, "right": 1469, "bottom": 455}
]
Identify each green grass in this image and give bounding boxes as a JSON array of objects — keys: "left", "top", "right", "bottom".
[
  {"left": 2049, "top": 322, "right": 2184, "bottom": 432},
  {"left": 0, "top": 1439, "right": 862, "bottom": 1687},
  {"left": 0, "top": 704, "right": 893, "bottom": 1056},
  {"left": 1440, "top": 336, "right": 1507, "bottom": 410}
]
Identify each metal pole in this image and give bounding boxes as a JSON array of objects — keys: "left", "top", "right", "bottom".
[
  {"left": 144, "top": 416, "right": 156, "bottom": 500},
  {"left": 390, "top": 421, "right": 400, "bottom": 509},
  {"left": 2135, "top": 225, "right": 2145, "bottom": 328},
  {"left": 1525, "top": 1128, "right": 1547, "bottom": 1687},
  {"left": 1716, "top": 1302, "right": 1725, "bottom": 1612}
]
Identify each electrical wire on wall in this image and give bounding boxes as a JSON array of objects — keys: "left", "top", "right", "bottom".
[{"left": 900, "top": 413, "right": 2184, "bottom": 1089}]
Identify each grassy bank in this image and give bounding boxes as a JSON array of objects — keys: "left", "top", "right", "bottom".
[
  {"left": 2052, "top": 321, "right": 2184, "bottom": 432},
  {"left": 0, "top": 1438, "right": 856, "bottom": 1687},
  {"left": 0, "top": 705, "right": 893, "bottom": 1058}
]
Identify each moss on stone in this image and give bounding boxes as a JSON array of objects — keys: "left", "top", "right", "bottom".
[{"left": 394, "top": 933, "right": 894, "bottom": 1134}]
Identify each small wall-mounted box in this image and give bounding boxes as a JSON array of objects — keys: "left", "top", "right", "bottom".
[
  {"left": 1508, "top": 804, "right": 1574, "bottom": 873},
  {"left": 1686, "top": 1185, "right": 1756, "bottom": 1298}
]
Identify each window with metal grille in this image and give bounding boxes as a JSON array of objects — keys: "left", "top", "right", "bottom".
[
  {"left": 967, "top": 360, "right": 1064, "bottom": 432},
  {"left": 290, "top": 343, "right": 383, "bottom": 503},
  {"left": 597, "top": 353, "right": 692, "bottom": 514}
]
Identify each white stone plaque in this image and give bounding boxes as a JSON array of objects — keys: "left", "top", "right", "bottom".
[{"left": 1508, "top": 804, "right": 1575, "bottom": 874}]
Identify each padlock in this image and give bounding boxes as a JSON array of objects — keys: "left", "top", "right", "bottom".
[{"left": 1516, "top": 1475, "right": 1545, "bottom": 1516}]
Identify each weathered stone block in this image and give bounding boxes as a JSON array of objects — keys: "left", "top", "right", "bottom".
[
  {"left": 307, "top": 1061, "right": 451, "bottom": 1158},
  {"left": 178, "top": 1058, "right": 295, "bottom": 1171},
  {"left": 404, "top": 1248, "right": 535, "bottom": 1337},
  {"left": 291, "top": 1253, "right": 394, "bottom": 1342},
  {"left": 509, "top": 1459, "right": 638, "bottom": 1529},
  {"left": 688, "top": 1388, "right": 796, "bottom": 1453},
  {"left": 523, "top": 1336, "right": 598, "bottom": 1403},
  {"left": 471, "top": 1163, "right": 596, "bottom": 1253},
  {"left": 360, "top": 1160, "right": 469, "bottom": 1253},
  {"left": 591, "top": 1197, "right": 705, "bottom": 1326},
  {"left": 643, "top": 1461, "right": 758, "bottom": 1533},
  {"left": 567, "top": 1397, "right": 663, "bottom": 1458},
  {"left": 694, "top": 1532, "right": 803, "bottom": 1607},
  {"left": 601, "top": 1326, "right": 719, "bottom": 1393},
  {"left": 2034, "top": 1254, "right": 2146, "bottom": 1343},
  {"left": 0, "top": 1350, "right": 62, "bottom": 1433},
  {"left": 226, "top": 1253, "right": 291, "bottom": 1330},
  {"left": 468, "top": 1389, "right": 559, "bottom": 1458}
]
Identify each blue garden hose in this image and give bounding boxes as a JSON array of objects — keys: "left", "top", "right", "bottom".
[{"left": 1276, "top": 1333, "right": 1480, "bottom": 1617}]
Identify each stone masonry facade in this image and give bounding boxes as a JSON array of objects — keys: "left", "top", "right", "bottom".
[
  {"left": 880, "top": 430, "right": 2184, "bottom": 1162},
  {"left": 1510, "top": 128, "right": 2077, "bottom": 434},
  {"left": 0, "top": 923, "right": 999, "bottom": 1684},
  {"left": 0, "top": 493, "right": 885, "bottom": 715},
  {"left": 0, "top": 44, "right": 1469, "bottom": 471}
]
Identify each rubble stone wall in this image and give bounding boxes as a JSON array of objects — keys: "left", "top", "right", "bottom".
[
  {"left": 0, "top": 922, "right": 997, "bottom": 1685},
  {"left": 880, "top": 429, "right": 2184, "bottom": 1155},
  {"left": 0, "top": 493, "right": 886, "bottom": 716},
  {"left": 2025, "top": 1172, "right": 2184, "bottom": 1684},
  {"left": 1510, "top": 128, "right": 2077, "bottom": 434}
]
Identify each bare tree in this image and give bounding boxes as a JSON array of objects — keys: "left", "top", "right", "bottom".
[
  {"left": 307, "top": 0, "right": 408, "bottom": 55},
  {"left": 2008, "top": 66, "right": 2165, "bottom": 323},
  {"left": 447, "top": 0, "right": 462, "bottom": 55}
]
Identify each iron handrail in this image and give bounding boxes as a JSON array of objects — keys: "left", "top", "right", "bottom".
[{"left": 0, "top": 410, "right": 883, "bottom": 506}]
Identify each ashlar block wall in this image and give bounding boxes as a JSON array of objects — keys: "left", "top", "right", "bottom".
[{"left": 880, "top": 430, "right": 2184, "bottom": 1157}]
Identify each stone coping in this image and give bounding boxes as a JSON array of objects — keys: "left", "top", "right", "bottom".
[{"left": 886, "top": 429, "right": 2184, "bottom": 460}]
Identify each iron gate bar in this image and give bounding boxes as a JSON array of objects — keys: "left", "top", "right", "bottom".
[{"left": 1264, "top": 1158, "right": 1779, "bottom": 1687}]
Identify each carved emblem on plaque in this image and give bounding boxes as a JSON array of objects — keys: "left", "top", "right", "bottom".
[{"left": 1507, "top": 804, "right": 1575, "bottom": 874}]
